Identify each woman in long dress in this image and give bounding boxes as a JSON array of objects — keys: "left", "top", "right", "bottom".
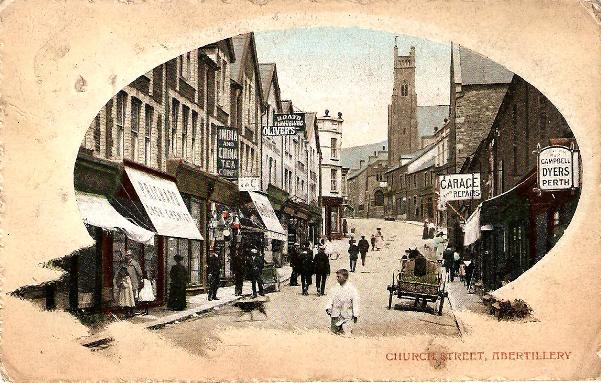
[{"left": 113, "top": 265, "right": 135, "bottom": 317}]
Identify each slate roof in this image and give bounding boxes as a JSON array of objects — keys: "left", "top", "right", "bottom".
[
  {"left": 458, "top": 46, "right": 514, "bottom": 86},
  {"left": 347, "top": 150, "right": 388, "bottom": 180},
  {"left": 259, "top": 63, "right": 276, "bottom": 100},
  {"left": 417, "top": 105, "right": 449, "bottom": 137}
]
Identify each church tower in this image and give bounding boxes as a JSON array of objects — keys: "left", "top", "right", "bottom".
[{"left": 388, "top": 40, "right": 418, "bottom": 165}]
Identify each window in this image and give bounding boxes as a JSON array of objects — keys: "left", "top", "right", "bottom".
[
  {"left": 157, "top": 115, "right": 163, "bottom": 168},
  {"left": 93, "top": 115, "right": 101, "bottom": 153},
  {"left": 171, "top": 98, "right": 179, "bottom": 156},
  {"left": 331, "top": 169, "right": 338, "bottom": 192},
  {"left": 144, "top": 105, "right": 153, "bottom": 166},
  {"left": 268, "top": 157, "right": 273, "bottom": 185},
  {"left": 401, "top": 80, "right": 408, "bottom": 96},
  {"left": 130, "top": 98, "right": 141, "bottom": 161},
  {"left": 116, "top": 92, "right": 126, "bottom": 158},
  {"left": 191, "top": 111, "right": 198, "bottom": 164},
  {"left": 331, "top": 138, "right": 338, "bottom": 159},
  {"left": 182, "top": 105, "right": 189, "bottom": 159},
  {"left": 374, "top": 190, "right": 384, "bottom": 206},
  {"left": 216, "top": 57, "right": 221, "bottom": 104},
  {"left": 186, "top": 52, "right": 191, "bottom": 79}
]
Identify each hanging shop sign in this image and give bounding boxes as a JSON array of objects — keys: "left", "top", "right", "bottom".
[
  {"left": 216, "top": 126, "right": 239, "bottom": 179},
  {"left": 438, "top": 173, "right": 481, "bottom": 202},
  {"left": 238, "top": 177, "right": 261, "bottom": 192},
  {"left": 537, "top": 145, "right": 580, "bottom": 191},
  {"left": 264, "top": 113, "right": 306, "bottom": 136}
]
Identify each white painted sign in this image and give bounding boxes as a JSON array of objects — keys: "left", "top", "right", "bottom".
[
  {"left": 438, "top": 173, "right": 481, "bottom": 201},
  {"left": 125, "top": 166, "right": 203, "bottom": 240},
  {"left": 238, "top": 177, "right": 261, "bottom": 192},
  {"left": 538, "top": 146, "right": 576, "bottom": 191}
]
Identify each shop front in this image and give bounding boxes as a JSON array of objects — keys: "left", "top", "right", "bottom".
[{"left": 321, "top": 196, "right": 343, "bottom": 240}]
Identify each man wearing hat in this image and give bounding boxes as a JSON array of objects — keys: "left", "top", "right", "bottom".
[
  {"left": 358, "top": 235, "right": 370, "bottom": 267},
  {"left": 313, "top": 244, "right": 330, "bottom": 296},
  {"left": 348, "top": 238, "right": 359, "bottom": 272},
  {"left": 167, "top": 254, "right": 188, "bottom": 311},
  {"left": 288, "top": 243, "right": 301, "bottom": 287},
  {"left": 124, "top": 250, "right": 143, "bottom": 301},
  {"left": 299, "top": 248, "right": 314, "bottom": 295},
  {"left": 248, "top": 247, "right": 265, "bottom": 298},
  {"left": 206, "top": 251, "right": 221, "bottom": 301}
]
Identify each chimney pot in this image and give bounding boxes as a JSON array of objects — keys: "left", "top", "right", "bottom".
[
  {"left": 324, "top": 109, "right": 330, "bottom": 117},
  {"left": 338, "top": 112, "right": 343, "bottom": 119}
]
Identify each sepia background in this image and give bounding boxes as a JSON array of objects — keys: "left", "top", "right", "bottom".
[{"left": 0, "top": 0, "right": 600, "bottom": 381}]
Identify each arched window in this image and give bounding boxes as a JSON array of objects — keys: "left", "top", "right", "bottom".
[
  {"left": 374, "top": 190, "right": 385, "bottom": 206},
  {"left": 401, "top": 80, "right": 408, "bottom": 96}
]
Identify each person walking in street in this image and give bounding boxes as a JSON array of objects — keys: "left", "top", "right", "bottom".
[
  {"left": 348, "top": 239, "right": 359, "bottom": 272},
  {"left": 370, "top": 234, "right": 376, "bottom": 251},
  {"left": 375, "top": 228, "right": 384, "bottom": 250},
  {"left": 358, "top": 235, "right": 370, "bottom": 267},
  {"left": 300, "top": 248, "right": 314, "bottom": 295},
  {"left": 422, "top": 220, "right": 430, "bottom": 240},
  {"left": 443, "top": 246, "right": 455, "bottom": 282},
  {"left": 248, "top": 248, "right": 265, "bottom": 298},
  {"left": 167, "top": 254, "right": 188, "bottom": 311},
  {"left": 433, "top": 232, "right": 446, "bottom": 264},
  {"left": 453, "top": 249, "right": 461, "bottom": 280},
  {"left": 464, "top": 258, "right": 476, "bottom": 292},
  {"left": 313, "top": 244, "right": 331, "bottom": 296},
  {"left": 206, "top": 251, "right": 221, "bottom": 301},
  {"left": 289, "top": 243, "right": 301, "bottom": 286},
  {"left": 326, "top": 269, "right": 360, "bottom": 336}
]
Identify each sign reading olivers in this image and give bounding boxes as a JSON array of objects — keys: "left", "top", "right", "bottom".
[
  {"left": 438, "top": 173, "right": 482, "bottom": 202},
  {"left": 537, "top": 145, "right": 580, "bottom": 191},
  {"left": 217, "top": 126, "right": 239, "bottom": 179},
  {"left": 264, "top": 112, "right": 306, "bottom": 136}
]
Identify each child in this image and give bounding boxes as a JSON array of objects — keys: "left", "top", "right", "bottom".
[{"left": 138, "top": 276, "right": 156, "bottom": 315}]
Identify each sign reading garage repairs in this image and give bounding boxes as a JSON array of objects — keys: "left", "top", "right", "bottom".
[
  {"left": 264, "top": 113, "right": 306, "bottom": 136},
  {"left": 538, "top": 145, "right": 580, "bottom": 191},
  {"left": 438, "top": 173, "right": 481, "bottom": 202}
]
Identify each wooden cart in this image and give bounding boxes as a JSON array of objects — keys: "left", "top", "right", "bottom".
[{"left": 386, "top": 259, "right": 447, "bottom": 315}]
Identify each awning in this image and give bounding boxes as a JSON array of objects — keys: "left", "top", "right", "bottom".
[
  {"left": 125, "top": 166, "right": 203, "bottom": 240},
  {"left": 248, "top": 191, "right": 287, "bottom": 241},
  {"left": 75, "top": 191, "right": 155, "bottom": 245},
  {"left": 463, "top": 204, "right": 481, "bottom": 246}
]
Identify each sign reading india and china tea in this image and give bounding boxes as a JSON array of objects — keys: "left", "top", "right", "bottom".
[
  {"left": 216, "top": 126, "right": 239, "bottom": 180},
  {"left": 537, "top": 145, "right": 580, "bottom": 191},
  {"left": 264, "top": 113, "right": 306, "bottom": 136}
]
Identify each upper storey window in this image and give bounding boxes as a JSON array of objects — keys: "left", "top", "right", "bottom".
[{"left": 401, "top": 80, "right": 408, "bottom": 96}]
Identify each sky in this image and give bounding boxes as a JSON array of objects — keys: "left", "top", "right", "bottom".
[{"left": 254, "top": 27, "right": 451, "bottom": 148}]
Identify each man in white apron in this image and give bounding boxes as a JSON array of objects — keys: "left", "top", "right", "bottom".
[{"left": 326, "top": 269, "right": 360, "bottom": 336}]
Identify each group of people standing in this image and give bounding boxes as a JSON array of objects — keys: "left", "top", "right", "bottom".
[
  {"left": 289, "top": 241, "right": 331, "bottom": 296},
  {"left": 113, "top": 250, "right": 156, "bottom": 317}
]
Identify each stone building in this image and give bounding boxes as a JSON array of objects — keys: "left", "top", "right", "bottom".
[
  {"left": 388, "top": 44, "right": 418, "bottom": 164},
  {"left": 346, "top": 147, "right": 388, "bottom": 219},
  {"left": 78, "top": 39, "right": 236, "bottom": 311},
  {"left": 318, "top": 110, "right": 344, "bottom": 239},
  {"left": 259, "top": 63, "right": 283, "bottom": 191},
  {"left": 230, "top": 33, "right": 264, "bottom": 178},
  {"left": 457, "top": 74, "right": 579, "bottom": 290}
]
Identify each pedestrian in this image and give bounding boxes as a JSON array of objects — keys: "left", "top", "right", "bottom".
[
  {"left": 370, "top": 234, "right": 376, "bottom": 251},
  {"left": 113, "top": 258, "right": 136, "bottom": 317},
  {"left": 375, "top": 228, "right": 384, "bottom": 250},
  {"left": 342, "top": 219, "right": 348, "bottom": 237},
  {"left": 358, "top": 235, "right": 370, "bottom": 266},
  {"left": 428, "top": 222, "right": 436, "bottom": 239},
  {"left": 348, "top": 239, "right": 359, "bottom": 272},
  {"left": 289, "top": 243, "right": 301, "bottom": 286},
  {"left": 206, "top": 251, "right": 221, "bottom": 301},
  {"left": 248, "top": 248, "right": 265, "bottom": 298},
  {"left": 422, "top": 219, "right": 429, "bottom": 240},
  {"left": 167, "top": 254, "right": 188, "bottom": 311},
  {"left": 232, "top": 247, "right": 245, "bottom": 296},
  {"left": 433, "top": 232, "right": 446, "bottom": 263},
  {"left": 453, "top": 250, "right": 461, "bottom": 280},
  {"left": 313, "top": 245, "right": 331, "bottom": 296},
  {"left": 124, "top": 250, "right": 143, "bottom": 301},
  {"left": 464, "top": 259, "right": 475, "bottom": 292},
  {"left": 138, "top": 275, "right": 156, "bottom": 315},
  {"left": 299, "top": 248, "right": 314, "bottom": 295},
  {"left": 326, "top": 269, "right": 359, "bottom": 336},
  {"left": 442, "top": 246, "right": 455, "bottom": 282}
]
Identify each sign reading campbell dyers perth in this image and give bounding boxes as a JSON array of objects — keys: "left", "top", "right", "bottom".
[
  {"left": 438, "top": 173, "right": 482, "bottom": 201},
  {"left": 264, "top": 113, "right": 306, "bottom": 136},
  {"left": 538, "top": 145, "right": 580, "bottom": 191}
]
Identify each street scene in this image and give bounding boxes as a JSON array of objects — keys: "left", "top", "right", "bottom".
[{"left": 16, "top": 27, "right": 580, "bottom": 351}]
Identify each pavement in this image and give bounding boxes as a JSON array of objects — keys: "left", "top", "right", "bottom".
[{"left": 79, "top": 266, "right": 292, "bottom": 347}]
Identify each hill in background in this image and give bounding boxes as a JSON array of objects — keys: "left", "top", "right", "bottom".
[{"left": 341, "top": 140, "right": 387, "bottom": 170}]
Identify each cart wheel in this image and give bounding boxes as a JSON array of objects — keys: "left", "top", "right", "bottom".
[
  {"left": 388, "top": 290, "right": 393, "bottom": 310},
  {"left": 438, "top": 296, "right": 445, "bottom": 316}
]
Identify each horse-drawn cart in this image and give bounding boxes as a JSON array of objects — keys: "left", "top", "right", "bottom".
[{"left": 386, "top": 254, "right": 447, "bottom": 315}]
